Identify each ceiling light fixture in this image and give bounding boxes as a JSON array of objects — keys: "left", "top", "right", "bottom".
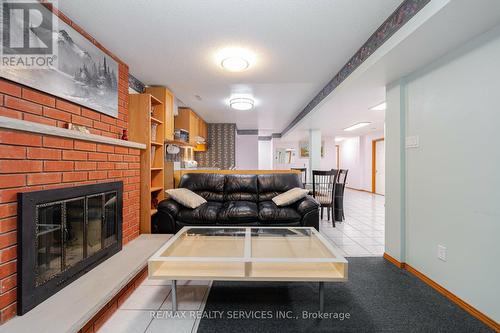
[
  {"left": 230, "top": 97, "right": 254, "bottom": 111},
  {"left": 335, "top": 137, "right": 346, "bottom": 142},
  {"left": 221, "top": 57, "right": 249, "bottom": 72},
  {"left": 370, "top": 102, "right": 386, "bottom": 111},
  {"left": 344, "top": 122, "right": 371, "bottom": 132},
  {"left": 216, "top": 47, "right": 256, "bottom": 72}
]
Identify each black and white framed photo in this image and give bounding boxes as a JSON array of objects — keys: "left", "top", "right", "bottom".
[{"left": 0, "top": 2, "right": 119, "bottom": 117}]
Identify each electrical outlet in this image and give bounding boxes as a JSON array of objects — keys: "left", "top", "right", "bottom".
[{"left": 437, "top": 245, "right": 447, "bottom": 261}]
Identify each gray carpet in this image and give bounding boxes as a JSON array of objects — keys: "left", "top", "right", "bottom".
[{"left": 197, "top": 257, "right": 492, "bottom": 333}]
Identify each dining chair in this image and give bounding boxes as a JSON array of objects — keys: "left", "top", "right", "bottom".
[
  {"left": 334, "top": 169, "right": 349, "bottom": 222},
  {"left": 291, "top": 167, "right": 307, "bottom": 187},
  {"left": 312, "top": 169, "right": 338, "bottom": 226}
]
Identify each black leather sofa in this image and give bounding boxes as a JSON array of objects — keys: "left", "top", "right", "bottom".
[{"left": 154, "top": 173, "right": 320, "bottom": 233}]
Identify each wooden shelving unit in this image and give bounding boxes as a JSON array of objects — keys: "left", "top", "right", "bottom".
[
  {"left": 128, "top": 93, "right": 165, "bottom": 234},
  {"left": 164, "top": 138, "right": 195, "bottom": 148},
  {"left": 145, "top": 87, "right": 175, "bottom": 140},
  {"left": 145, "top": 87, "right": 176, "bottom": 192}
]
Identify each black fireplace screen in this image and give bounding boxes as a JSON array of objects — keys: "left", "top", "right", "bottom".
[{"left": 18, "top": 182, "right": 123, "bottom": 315}]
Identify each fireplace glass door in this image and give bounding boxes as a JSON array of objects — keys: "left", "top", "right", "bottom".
[
  {"left": 34, "top": 191, "right": 118, "bottom": 287},
  {"left": 87, "top": 194, "right": 103, "bottom": 257},
  {"left": 65, "top": 198, "right": 85, "bottom": 269},
  {"left": 36, "top": 202, "right": 63, "bottom": 286},
  {"left": 104, "top": 192, "right": 118, "bottom": 247},
  {"left": 19, "top": 181, "right": 123, "bottom": 315}
]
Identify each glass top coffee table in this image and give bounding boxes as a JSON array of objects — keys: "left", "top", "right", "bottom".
[{"left": 148, "top": 226, "right": 348, "bottom": 312}]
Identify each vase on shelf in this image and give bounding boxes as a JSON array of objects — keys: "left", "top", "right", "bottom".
[{"left": 121, "top": 129, "right": 128, "bottom": 141}]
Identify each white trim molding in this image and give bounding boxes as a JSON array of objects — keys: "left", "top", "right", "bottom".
[{"left": 0, "top": 116, "right": 146, "bottom": 150}]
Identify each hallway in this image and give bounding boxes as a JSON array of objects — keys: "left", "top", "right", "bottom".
[{"left": 320, "top": 189, "right": 385, "bottom": 257}]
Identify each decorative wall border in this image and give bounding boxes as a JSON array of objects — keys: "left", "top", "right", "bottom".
[
  {"left": 236, "top": 129, "right": 281, "bottom": 139},
  {"left": 236, "top": 129, "right": 258, "bottom": 135},
  {"left": 128, "top": 74, "right": 146, "bottom": 93},
  {"left": 280, "top": 0, "right": 431, "bottom": 136}
]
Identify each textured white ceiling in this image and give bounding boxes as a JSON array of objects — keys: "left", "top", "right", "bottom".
[{"left": 57, "top": 0, "right": 402, "bottom": 131}]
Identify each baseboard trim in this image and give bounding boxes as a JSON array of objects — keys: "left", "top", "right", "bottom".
[
  {"left": 346, "top": 186, "right": 385, "bottom": 196},
  {"left": 383, "top": 253, "right": 499, "bottom": 332},
  {"left": 383, "top": 252, "right": 405, "bottom": 269}
]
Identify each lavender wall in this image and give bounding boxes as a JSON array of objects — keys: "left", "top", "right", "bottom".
[{"left": 235, "top": 134, "right": 258, "bottom": 169}]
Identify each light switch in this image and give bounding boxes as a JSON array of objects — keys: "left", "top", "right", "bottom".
[
  {"left": 438, "top": 245, "right": 447, "bottom": 261},
  {"left": 406, "top": 136, "right": 419, "bottom": 148}
]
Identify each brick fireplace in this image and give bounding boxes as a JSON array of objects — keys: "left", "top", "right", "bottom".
[{"left": 0, "top": 6, "right": 141, "bottom": 324}]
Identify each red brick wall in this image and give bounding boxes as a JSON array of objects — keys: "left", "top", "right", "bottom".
[{"left": 0, "top": 6, "right": 140, "bottom": 324}]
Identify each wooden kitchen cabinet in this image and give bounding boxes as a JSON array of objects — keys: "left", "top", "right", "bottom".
[
  {"left": 174, "top": 107, "right": 190, "bottom": 132},
  {"left": 145, "top": 86, "right": 175, "bottom": 140},
  {"left": 175, "top": 107, "right": 208, "bottom": 144},
  {"left": 191, "top": 112, "right": 199, "bottom": 142},
  {"left": 198, "top": 119, "right": 208, "bottom": 139}
]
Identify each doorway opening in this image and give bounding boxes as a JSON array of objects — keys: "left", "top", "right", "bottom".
[
  {"left": 371, "top": 138, "right": 385, "bottom": 195},
  {"left": 335, "top": 144, "right": 340, "bottom": 169}
]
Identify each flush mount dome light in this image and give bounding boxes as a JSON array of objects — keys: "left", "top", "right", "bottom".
[
  {"left": 221, "top": 57, "right": 249, "bottom": 72},
  {"left": 230, "top": 97, "right": 254, "bottom": 111},
  {"left": 216, "top": 47, "right": 255, "bottom": 72}
]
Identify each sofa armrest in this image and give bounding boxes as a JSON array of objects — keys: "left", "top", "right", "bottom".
[
  {"left": 158, "top": 199, "right": 181, "bottom": 218},
  {"left": 154, "top": 199, "right": 181, "bottom": 234},
  {"left": 295, "top": 195, "right": 320, "bottom": 216}
]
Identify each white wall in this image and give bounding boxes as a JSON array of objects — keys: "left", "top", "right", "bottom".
[
  {"left": 272, "top": 136, "right": 337, "bottom": 171},
  {"left": 235, "top": 134, "right": 258, "bottom": 169},
  {"left": 272, "top": 140, "right": 308, "bottom": 169},
  {"left": 258, "top": 139, "right": 273, "bottom": 170},
  {"left": 338, "top": 137, "right": 362, "bottom": 189},
  {"left": 385, "top": 81, "right": 404, "bottom": 262},
  {"left": 338, "top": 132, "right": 384, "bottom": 191},
  {"left": 320, "top": 136, "right": 337, "bottom": 170},
  {"left": 386, "top": 25, "right": 500, "bottom": 322}
]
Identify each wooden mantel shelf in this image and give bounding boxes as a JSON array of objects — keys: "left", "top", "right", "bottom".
[{"left": 0, "top": 116, "right": 146, "bottom": 150}]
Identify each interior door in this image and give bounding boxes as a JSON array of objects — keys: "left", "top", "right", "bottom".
[{"left": 375, "top": 139, "right": 385, "bottom": 195}]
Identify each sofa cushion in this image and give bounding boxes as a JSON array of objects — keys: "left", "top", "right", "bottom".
[
  {"left": 178, "top": 173, "right": 225, "bottom": 201},
  {"left": 177, "top": 201, "right": 223, "bottom": 224},
  {"left": 218, "top": 201, "right": 258, "bottom": 223},
  {"left": 272, "top": 188, "right": 309, "bottom": 206},
  {"left": 258, "top": 201, "right": 301, "bottom": 223},
  {"left": 224, "top": 174, "right": 258, "bottom": 202},
  {"left": 166, "top": 188, "right": 206, "bottom": 209},
  {"left": 258, "top": 173, "right": 303, "bottom": 201}
]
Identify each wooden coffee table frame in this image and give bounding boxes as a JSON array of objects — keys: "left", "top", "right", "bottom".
[{"left": 148, "top": 226, "right": 348, "bottom": 312}]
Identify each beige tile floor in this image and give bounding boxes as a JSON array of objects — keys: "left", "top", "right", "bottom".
[
  {"left": 97, "top": 280, "right": 211, "bottom": 333},
  {"left": 98, "top": 189, "right": 384, "bottom": 332},
  {"left": 319, "top": 189, "right": 385, "bottom": 257}
]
